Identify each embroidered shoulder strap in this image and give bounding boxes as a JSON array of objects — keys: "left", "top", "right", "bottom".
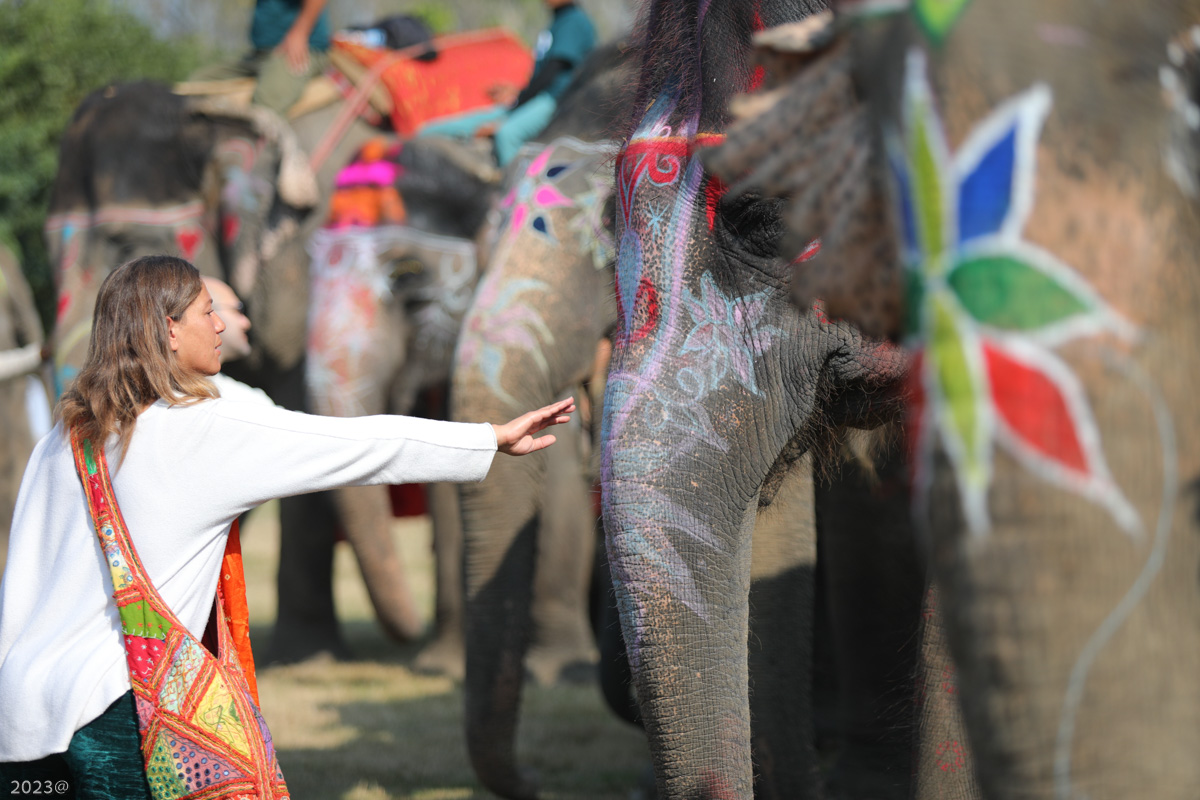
[{"left": 72, "top": 429, "right": 288, "bottom": 800}]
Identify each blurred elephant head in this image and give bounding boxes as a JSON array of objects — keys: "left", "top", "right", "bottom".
[{"left": 43, "top": 81, "right": 318, "bottom": 391}]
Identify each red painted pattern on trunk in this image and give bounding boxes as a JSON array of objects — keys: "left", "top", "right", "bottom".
[
  {"left": 630, "top": 276, "right": 661, "bottom": 342},
  {"left": 983, "top": 341, "right": 1088, "bottom": 473},
  {"left": 705, "top": 175, "right": 728, "bottom": 231}
]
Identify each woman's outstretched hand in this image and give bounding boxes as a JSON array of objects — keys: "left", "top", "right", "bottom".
[{"left": 492, "top": 397, "right": 576, "bottom": 456}]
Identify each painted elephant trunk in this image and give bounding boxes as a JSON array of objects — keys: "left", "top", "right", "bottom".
[
  {"left": 450, "top": 136, "right": 619, "bottom": 798},
  {"left": 601, "top": 409, "right": 758, "bottom": 798}
]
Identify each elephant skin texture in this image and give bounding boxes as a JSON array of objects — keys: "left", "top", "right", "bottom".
[
  {"left": 451, "top": 136, "right": 622, "bottom": 799},
  {"left": 599, "top": 1, "right": 920, "bottom": 798},
  {"left": 711, "top": 1, "right": 1200, "bottom": 798}
]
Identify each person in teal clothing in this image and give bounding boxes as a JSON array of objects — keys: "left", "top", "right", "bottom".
[
  {"left": 420, "top": 0, "right": 597, "bottom": 166},
  {"left": 190, "top": 0, "right": 332, "bottom": 116}
]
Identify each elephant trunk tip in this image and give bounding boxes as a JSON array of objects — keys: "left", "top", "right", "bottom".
[{"left": 467, "top": 748, "right": 541, "bottom": 800}]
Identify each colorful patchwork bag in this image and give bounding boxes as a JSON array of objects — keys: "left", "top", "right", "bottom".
[{"left": 72, "top": 431, "right": 290, "bottom": 800}]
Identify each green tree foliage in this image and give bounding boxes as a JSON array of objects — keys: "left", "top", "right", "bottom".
[{"left": 0, "top": 0, "right": 203, "bottom": 331}]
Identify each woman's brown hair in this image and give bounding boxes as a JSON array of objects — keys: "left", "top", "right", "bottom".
[{"left": 58, "top": 254, "right": 217, "bottom": 454}]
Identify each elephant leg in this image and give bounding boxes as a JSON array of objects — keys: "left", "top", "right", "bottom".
[
  {"left": 749, "top": 454, "right": 819, "bottom": 800},
  {"left": 527, "top": 415, "right": 600, "bottom": 686},
  {"left": 913, "top": 583, "right": 982, "bottom": 800},
  {"left": 414, "top": 481, "right": 467, "bottom": 679},
  {"left": 332, "top": 484, "right": 424, "bottom": 643},
  {"left": 266, "top": 491, "right": 349, "bottom": 664},
  {"left": 815, "top": 436, "right": 923, "bottom": 800}
]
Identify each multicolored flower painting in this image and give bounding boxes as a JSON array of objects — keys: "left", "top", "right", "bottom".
[
  {"left": 893, "top": 49, "right": 1140, "bottom": 537},
  {"left": 498, "top": 144, "right": 576, "bottom": 244}
]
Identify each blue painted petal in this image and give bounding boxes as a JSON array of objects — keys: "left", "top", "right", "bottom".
[
  {"left": 890, "top": 154, "right": 919, "bottom": 259},
  {"left": 957, "top": 126, "right": 1016, "bottom": 246},
  {"left": 546, "top": 164, "right": 569, "bottom": 178}
]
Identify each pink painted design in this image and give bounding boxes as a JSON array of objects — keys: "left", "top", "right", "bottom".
[
  {"left": 499, "top": 141, "right": 579, "bottom": 243},
  {"left": 527, "top": 146, "right": 553, "bottom": 176},
  {"left": 56, "top": 293, "right": 71, "bottom": 323},
  {"left": 532, "top": 185, "right": 572, "bottom": 208},
  {"left": 935, "top": 740, "right": 966, "bottom": 772},
  {"left": 510, "top": 204, "right": 529, "bottom": 234},
  {"left": 940, "top": 665, "right": 958, "bottom": 695}
]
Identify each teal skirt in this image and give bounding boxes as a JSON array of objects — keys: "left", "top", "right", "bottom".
[{"left": 0, "top": 690, "right": 152, "bottom": 800}]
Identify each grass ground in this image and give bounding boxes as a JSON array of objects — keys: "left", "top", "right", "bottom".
[{"left": 240, "top": 501, "right": 651, "bottom": 800}]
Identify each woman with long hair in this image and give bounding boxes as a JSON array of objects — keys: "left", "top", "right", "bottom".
[{"left": 0, "top": 254, "right": 573, "bottom": 798}]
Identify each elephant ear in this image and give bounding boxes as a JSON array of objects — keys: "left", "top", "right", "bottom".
[{"left": 704, "top": 12, "right": 906, "bottom": 341}]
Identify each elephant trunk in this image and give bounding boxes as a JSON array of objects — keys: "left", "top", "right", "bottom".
[
  {"left": 600, "top": 370, "right": 765, "bottom": 798},
  {"left": 331, "top": 485, "right": 424, "bottom": 642},
  {"left": 603, "top": 472, "right": 757, "bottom": 799},
  {"left": 457, "top": 414, "right": 547, "bottom": 800}
]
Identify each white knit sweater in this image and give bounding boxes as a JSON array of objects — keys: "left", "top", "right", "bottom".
[{"left": 0, "top": 397, "right": 496, "bottom": 761}]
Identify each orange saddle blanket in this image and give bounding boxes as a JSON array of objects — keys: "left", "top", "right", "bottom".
[{"left": 334, "top": 28, "right": 534, "bottom": 137}]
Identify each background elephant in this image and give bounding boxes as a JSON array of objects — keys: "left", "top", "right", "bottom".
[
  {"left": 0, "top": 242, "right": 49, "bottom": 574},
  {"left": 283, "top": 42, "right": 639, "bottom": 672},
  {"left": 596, "top": 1, "right": 925, "bottom": 798},
  {"left": 710, "top": 1, "right": 1200, "bottom": 797},
  {"left": 449, "top": 135, "right": 621, "bottom": 799},
  {"left": 41, "top": 79, "right": 443, "bottom": 663},
  {"left": 864, "top": 3, "right": 1200, "bottom": 797}
]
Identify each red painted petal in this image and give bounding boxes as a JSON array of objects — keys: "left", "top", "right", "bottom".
[{"left": 982, "top": 341, "right": 1088, "bottom": 473}]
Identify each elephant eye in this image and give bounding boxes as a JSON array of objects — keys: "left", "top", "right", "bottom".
[
  {"left": 717, "top": 192, "right": 786, "bottom": 261},
  {"left": 384, "top": 256, "right": 429, "bottom": 297},
  {"left": 388, "top": 257, "right": 424, "bottom": 282}
]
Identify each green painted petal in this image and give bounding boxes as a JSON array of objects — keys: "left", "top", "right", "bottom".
[
  {"left": 905, "top": 269, "right": 926, "bottom": 338},
  {"left": 931, "top": 296, "right": 986, "bottom": 486},
  {"left": 948, "top": 254, "right": 1093, "bottom": 331},
  {"left": 913, "top": 0, "right": 974, "bottom": 43},
  {"left": 910, "top": 100, "right": 947, "bottom": 272}
]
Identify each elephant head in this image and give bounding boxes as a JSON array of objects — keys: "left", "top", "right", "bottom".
[
  {"left": 708, "top": 1, "right": 1200, "bottom": 797},
  {"left": 599, "top": 0, "right": 913, "bottom": 796},
  {"left": 43, "top": 81, "right": 315, "bottom": 391},
  {"left": 298, "top": 135, "right": 499, "bottom": 649},
  {"left": 449, "top": 136, "right": 619, "bottom": 799}
]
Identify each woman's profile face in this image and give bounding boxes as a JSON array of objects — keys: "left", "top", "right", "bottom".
[{"left": 168, "top": 286, "right": 226, "bottom": 376}]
